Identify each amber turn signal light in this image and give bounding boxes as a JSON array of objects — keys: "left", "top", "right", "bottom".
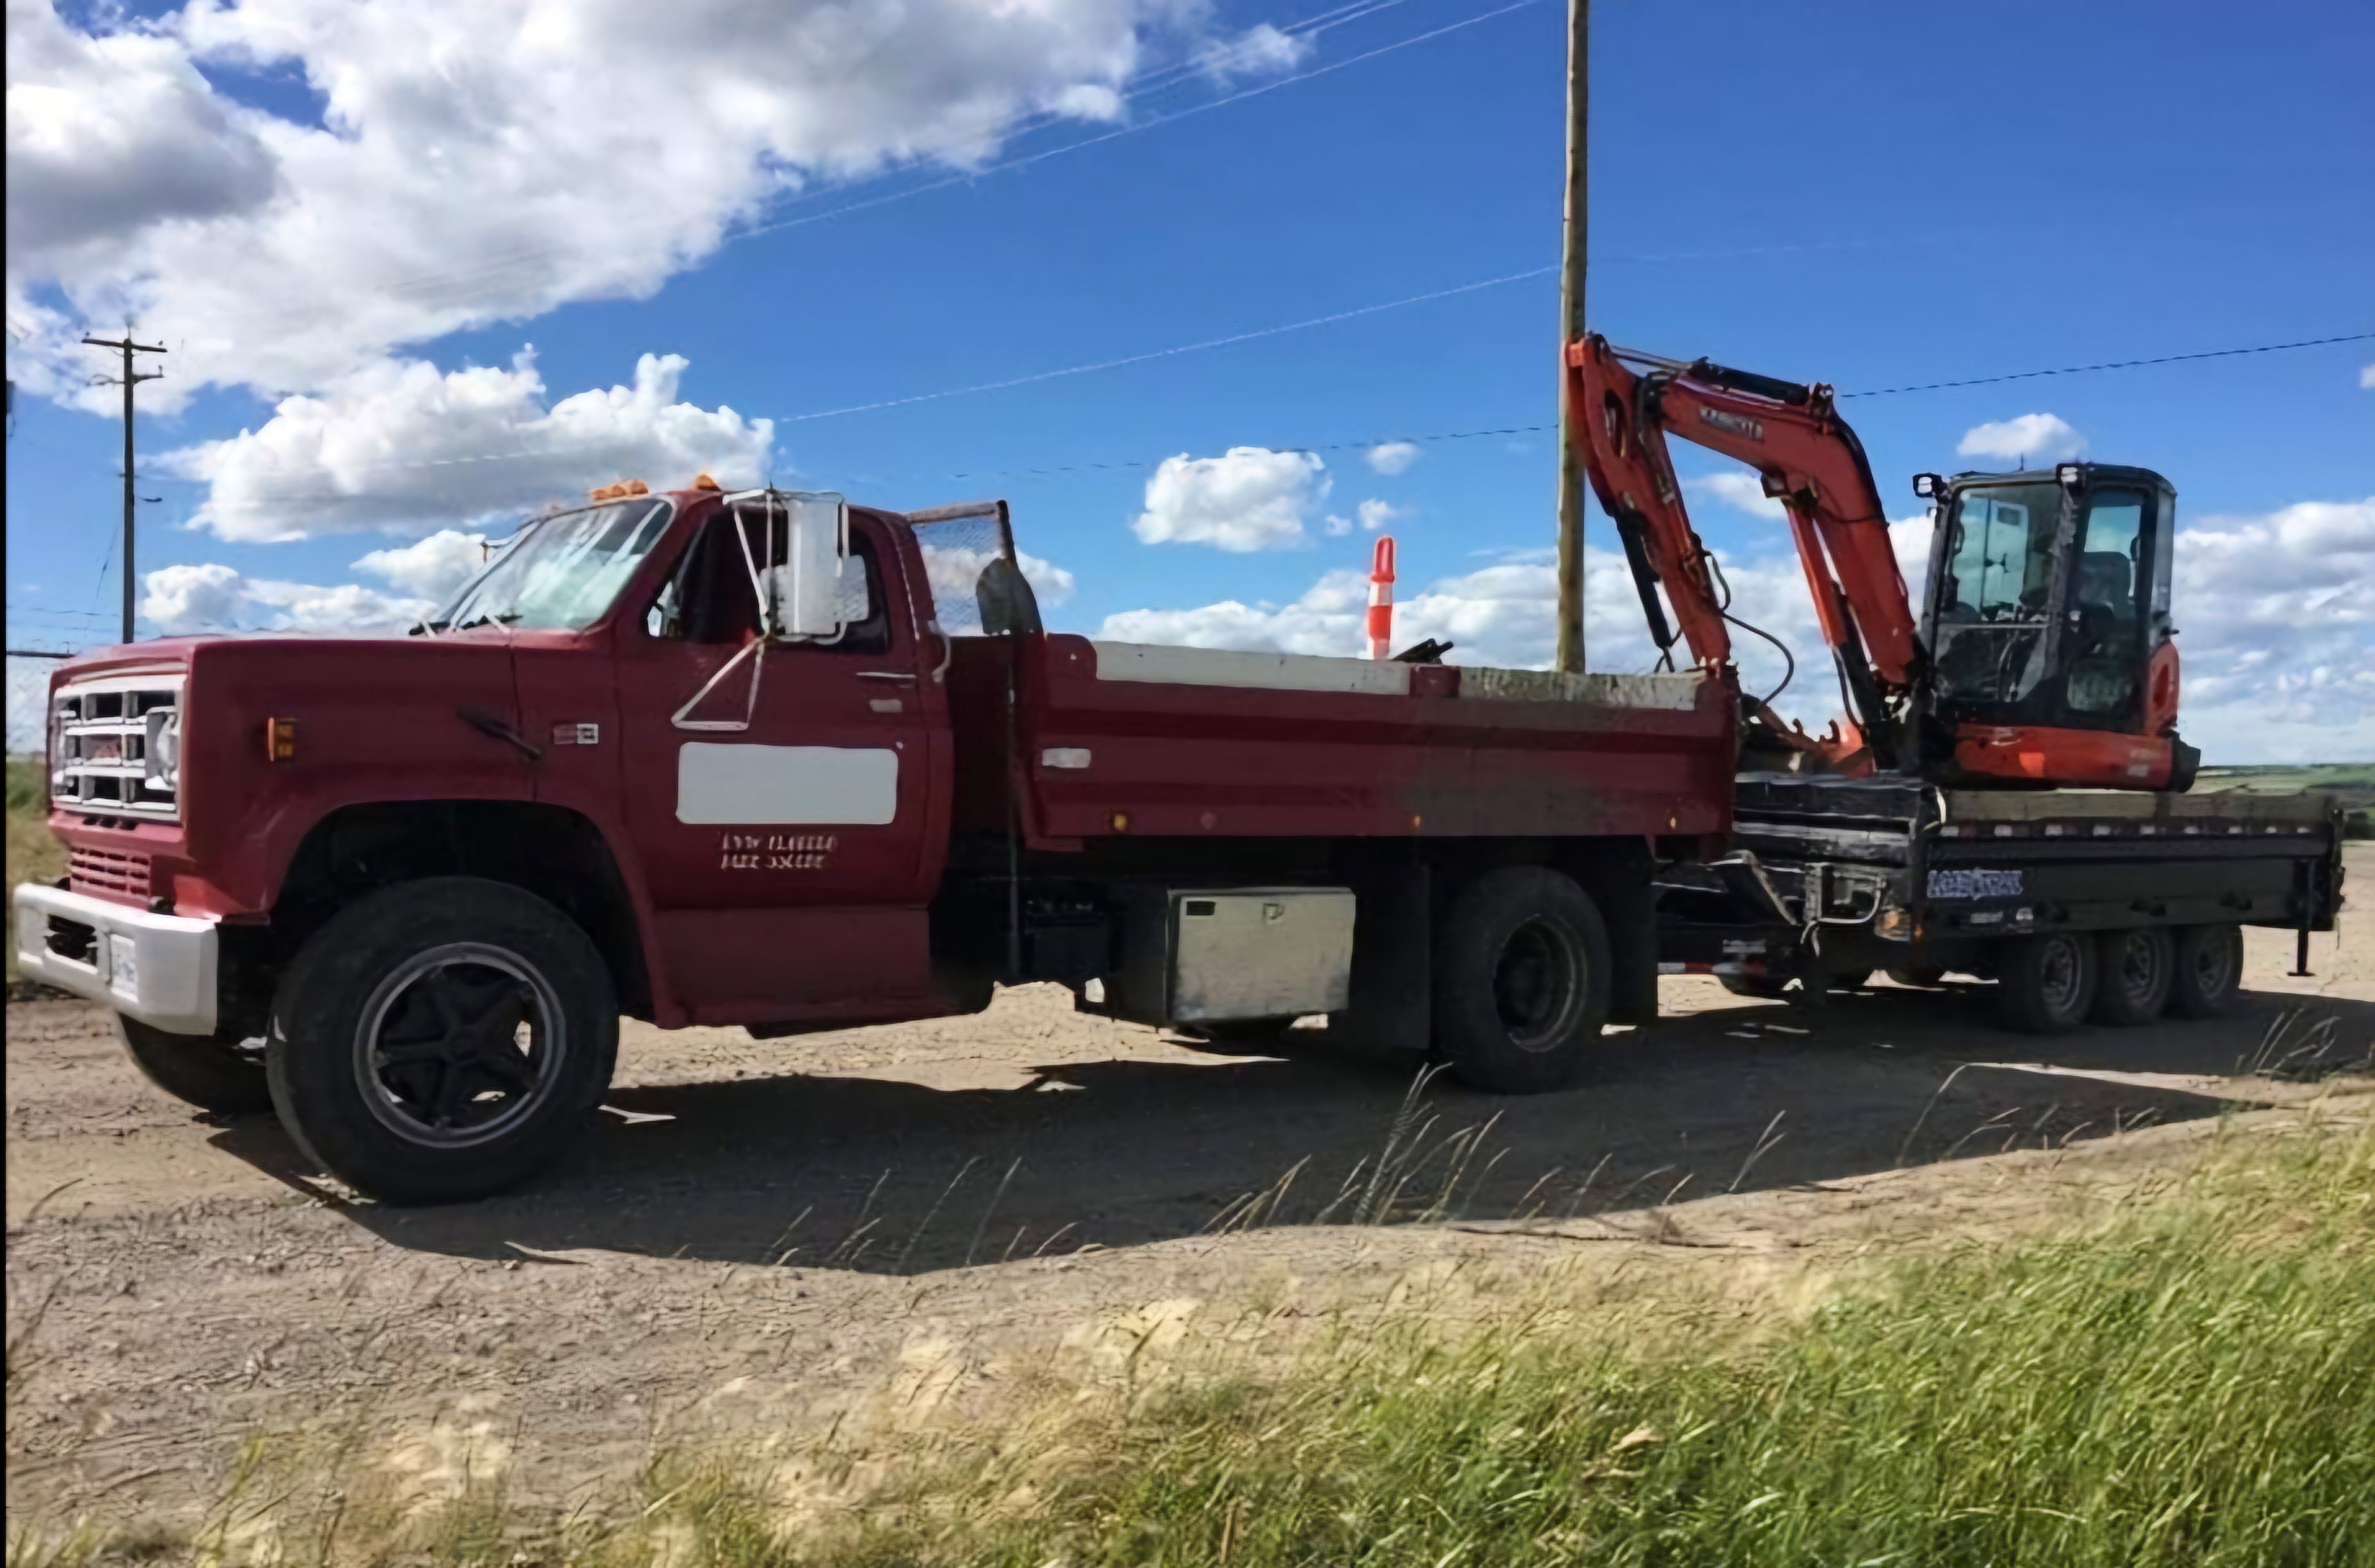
[{"left": 265, "top": 717, "right": 298, "bottom": 762}]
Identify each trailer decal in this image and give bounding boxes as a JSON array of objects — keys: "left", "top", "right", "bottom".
[{"left": 1926, "top": 868, "right": 2024, "bottom": 900}]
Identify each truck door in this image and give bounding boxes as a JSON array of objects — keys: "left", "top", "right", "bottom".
[{"left": 614, "top": 499, "right": 945, "bottom": 1024}]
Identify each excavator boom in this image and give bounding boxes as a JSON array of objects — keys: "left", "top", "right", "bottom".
[{"left": 1565, "top": 337, "right": 1920, "bottom": 762}]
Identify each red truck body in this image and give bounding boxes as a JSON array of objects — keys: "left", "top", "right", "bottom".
[
  {"left": 16, "top": 485, "right": 1735, "bottom": 1200},
  {"left": 28, "top": 489, "right": 1732, "bottom": 1037}
]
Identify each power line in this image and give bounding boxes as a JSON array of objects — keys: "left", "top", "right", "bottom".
[
  {"left": 1838, "top": 331, "right": 2375, "bottom": 398},
  {"left": 111, "top": 0, "right": 1479, "bottom": 335},
  {"left": 778, "top": 265, "right": 1561, "bottom": 423},
  {"left": 734, "top": 0, "right": 1547, "bottom": 245}
]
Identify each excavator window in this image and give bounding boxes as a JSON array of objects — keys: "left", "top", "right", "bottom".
[
  {"left": 1928, "top": 479, "right": 2161, "bottom": 730},
  {"left": 1932, "top": 483, "right": 2060, "bottom": 709},
  {"left": 2064, "top": 493, "right": 2147, "bottom": 717}
]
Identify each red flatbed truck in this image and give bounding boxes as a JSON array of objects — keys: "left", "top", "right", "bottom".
[{"left": 15, "top": 485, "right": 1733, "bottom": 1202}]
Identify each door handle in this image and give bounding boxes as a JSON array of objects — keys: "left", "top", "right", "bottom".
[{"left": 857, "top": 670, "right": 916, "bottom": 682}]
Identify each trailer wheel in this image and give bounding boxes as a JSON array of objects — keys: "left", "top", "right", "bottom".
[
  {"left": 266, "top": 877, "right": 618, "bottom": 1205},
  {"left": 2167, "top": 923, "right": 2244, "bottom": 1020},
  {"left": 1994, "top": 932, "right": 2096, "bottom": 1035},
  {"left": 1885, "top": 965, "right": 1947, "bottom": 988},
  {"left": 1432, "top": 867, "right": 1610, "bottom": 1094},
  {"left": 118, "top": 1015, "right": 272, "bottom": 1115},
  {"left": 2090, "top": 929, "right": 2175, "bottom": 1026}
]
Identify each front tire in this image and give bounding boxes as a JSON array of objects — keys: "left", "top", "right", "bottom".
[
  {"left": 118, "top": 1015, "right": 272, "bottom": 1114},
  {"left": 2167, "top": 923, "right": 2244, "bottom": 1019},
  {"left": 1431, "top": 867, "right": 1610, "bottom": 1094},
  {"left": 2090, "top": 929, "right": 2175, "bottom": 1026},
  {"left": 266, "top": 878, "right": 618, "bottom": 1204},
  {"left": 1995, "top": 931, "right": 2096, "bottom": 1035}
]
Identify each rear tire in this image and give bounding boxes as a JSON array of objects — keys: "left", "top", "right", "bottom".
[
  {"left": 266, "top": 877, "right": 618, "bottom": 1205},
  {"left": 2166, "top": 923, "right": 2244, "bottom": 1019},
  {"left": 2090, "top": 929, "right": 2174, "bottom": 1026},
  {"left": 1432, "top": 867, "right": 1610, "bottom": 1094},
  {"left": 1995, "top": 932, "right": 2096, "bottom": 1035},
  {"left": 118, "top": 1015, "right": 272, "bottom": 1114}
]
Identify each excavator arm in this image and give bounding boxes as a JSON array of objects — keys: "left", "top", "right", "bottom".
[{"left": 1565, "top": 335, "right": 1922, "bottom": 768}]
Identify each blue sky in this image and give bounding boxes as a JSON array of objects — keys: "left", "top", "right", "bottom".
[{"left": 8, "top": 0, "right": 2372, "bottom": 757}]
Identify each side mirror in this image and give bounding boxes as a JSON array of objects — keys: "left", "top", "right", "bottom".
[
  {"left": 1912, "top": 472, "right": 1942, "bottom": 499},
  {"left": 756, "top": 492, "right": 849, "bottom": 640}
]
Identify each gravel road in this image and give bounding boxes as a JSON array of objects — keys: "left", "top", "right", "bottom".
[{"left": 8, "top": 848, "right": 2368, "bottom": 1540}]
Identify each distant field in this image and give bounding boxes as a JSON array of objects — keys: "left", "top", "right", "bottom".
[{"left": 2196, "top": 763, "right": 2375, "bottom": 835}]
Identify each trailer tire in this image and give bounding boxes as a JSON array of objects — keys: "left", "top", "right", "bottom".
[
  {"left": 1432, "top": 867, "right": 1610, "bottom": 1094},
  {"left": 1994, "top": 932, "right": 2096, "bottom": 1035},
  {"left": 2090, "top": 929, "right": 2174, "bottom": 1026},
  {"left": 2167, "top": 923, "right": 2244, "bottom": 1020},
  {"left": 1885, "top": 965, "right": 1947, "bottom": 988},
  {"left": 265, "top": 877, "right": 618, "bottom": 1205},
  {"left": 118, "top": 1015, "right": 273, "bottom": 1115}
]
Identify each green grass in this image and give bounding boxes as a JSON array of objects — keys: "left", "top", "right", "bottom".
[
  {"left": 6, "top": 757, "right": 66, "bottom": 983},
  {"left": 24, "top": 1120, "right": 2360, "bottom": 1568},
  {"left": 820, "top": 1123, "right": 2374, "bottom": 1568}
]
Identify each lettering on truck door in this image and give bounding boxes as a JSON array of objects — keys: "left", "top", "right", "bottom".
[{"left": 616, "top": 507, "right": 938, "bottom": 1020}]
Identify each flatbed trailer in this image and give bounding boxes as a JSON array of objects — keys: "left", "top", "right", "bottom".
[{"left": 1656, "top": 772, "right": 2345, "bottom": 1030}]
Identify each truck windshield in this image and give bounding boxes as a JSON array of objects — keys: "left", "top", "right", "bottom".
[{"left": 431, "top": 498, "right": 674, "bottom": 632}]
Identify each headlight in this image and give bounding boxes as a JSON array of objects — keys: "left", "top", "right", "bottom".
[
  {"left": 145, "top": 708, "right": 181, "bottom": 788},
  {"left": 48, "top": 697, "right": 67, "bottom": 795}
]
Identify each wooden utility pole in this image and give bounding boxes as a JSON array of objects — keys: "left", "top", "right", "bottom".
[
  {"left": 1552, "top": 0, "right": 1589, "bottom": 673},
  {"left": 82, "top": 334, "right": 168, "bottom": 644}
]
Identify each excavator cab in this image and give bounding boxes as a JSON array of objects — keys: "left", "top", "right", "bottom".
[{"left": 1914, "top": 463, "right": 2193, "bottom": 787}]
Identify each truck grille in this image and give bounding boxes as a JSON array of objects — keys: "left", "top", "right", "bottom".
[
  {"left": 69, "top": 845, "right": 154, "bottom": 901},
  {"left": 51, "top": 675, "right": 183, "bottom": 823}
]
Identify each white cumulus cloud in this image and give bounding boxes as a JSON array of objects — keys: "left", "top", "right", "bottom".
[
  {"left": 1196, "top": 21, "right": 1312, "bottom": 81},
  {"left": 6, "top": 0, "right": 1210, "bottom": 406},
  {"left": 1684, "top": 472, "right": 1785, "bottom": 520},
  {"left": 2168, "top": 498, "right": 2375, "bottom": 759},
  {"left": 6, "top": 0, "right": 279, "bottom": 268},
  {"left": 163, "top": 350, "right": 771, "bottom": 541},
  {"left": 1132, "top": 446, "right": 1327, "bottom": 551},
  {"left": 1956, "top": 413, "right": 2086, "bottom": 465},
  {"left": 2360, "top": 361, "right": 2374, "bottom": 390},
  {"left": 1358, "top": 499, "right": 1403, "bottom": 532},
  {"left": 350, "top": 530, "right": 492, "bottom": 602},
  {"left": 141, "top": 562, "right": 435, "bottom": 636},
  {"left": 1364, "top": 441, "right": 1420, "bottom": 476}
]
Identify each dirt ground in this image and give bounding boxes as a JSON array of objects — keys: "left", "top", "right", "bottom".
[{"left": 8, "top": 846, "right": 2371, "bottom": 1541}]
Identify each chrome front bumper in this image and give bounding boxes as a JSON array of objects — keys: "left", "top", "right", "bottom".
[{"left": 12, "top": 883, "right": 218, "bottom": 1035}]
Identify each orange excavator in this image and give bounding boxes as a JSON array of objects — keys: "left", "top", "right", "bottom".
[{"left": 1566, "top": 335, "right": 2196, "bottom": 791}]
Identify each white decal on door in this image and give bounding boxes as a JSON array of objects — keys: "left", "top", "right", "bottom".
[{"left": 677, "top": 744, "right": 898, "bottom": 825}]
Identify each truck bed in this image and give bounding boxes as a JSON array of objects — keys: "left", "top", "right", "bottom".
[{"left": 945, "top": 635, "right": 1736, "bottom": 846}]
